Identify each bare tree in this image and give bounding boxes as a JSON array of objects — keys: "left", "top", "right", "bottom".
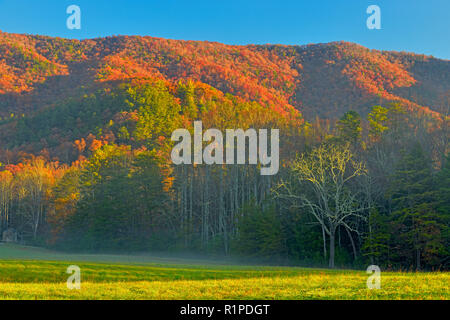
[
  {"left": 274, "top": 143, "right": 370, "bottom": 268},
  {"left": 0, "top": 170, "right": 13, "bottom": 234}
]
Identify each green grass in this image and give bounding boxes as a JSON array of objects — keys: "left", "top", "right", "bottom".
[{"left": 0, "top": 243, "right": 448, "bottom": 300}]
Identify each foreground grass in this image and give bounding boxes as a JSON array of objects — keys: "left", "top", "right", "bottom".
[{"left": 0, "top": 244, "right": 448, "bottom": 300}]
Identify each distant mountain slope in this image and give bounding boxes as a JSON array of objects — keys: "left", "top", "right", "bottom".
[
  {"left": 0, "top": 32, "right": 448, "bottom": 117},
  {"left": 0, "top": 32, "right": 448, "bottom": 159}
]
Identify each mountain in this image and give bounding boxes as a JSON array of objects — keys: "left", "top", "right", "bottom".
[{"left": 0, "top": 31, "right": 448, "bottom": 161}]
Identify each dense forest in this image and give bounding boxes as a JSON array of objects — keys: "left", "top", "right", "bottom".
[{"left": 0, "top": 33, "right": 448, "bottom": 270}]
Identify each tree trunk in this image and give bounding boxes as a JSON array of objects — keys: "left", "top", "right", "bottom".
[
  {"left": 345, "top": 226, "right": 357, "bottom": 261},
  {"left": 322, "top": 225, "right": 327, "bottom": 259},
  {"left": 416, "top": 249, "right": 421, "bottom": 271},
  {"left": 329, "top": 231, "right": 335, "bottom": 268}
]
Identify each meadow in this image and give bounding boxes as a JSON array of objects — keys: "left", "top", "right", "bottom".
[{"left": 0, "top": 243, "right": 448, "bottom": 300}]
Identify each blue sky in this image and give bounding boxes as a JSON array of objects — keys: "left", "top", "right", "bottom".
[{"left": 0, "top": 0, "right": 449, "bottom": 59}]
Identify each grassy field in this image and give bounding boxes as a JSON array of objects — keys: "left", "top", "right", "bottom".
[{"left": 0, "top": 243, "right": 448, "bottom": 300}]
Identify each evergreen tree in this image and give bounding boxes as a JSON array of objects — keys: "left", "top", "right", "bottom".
[
  {"left": 234, "top": 201, "right": 286, "bottom": 261},
  {"left": 435, "top": 154, "right": 450, "bottom": 268},
  {"left": 362, "top": 208, "right": 391, "bottom": 266},
  {"left": 337, "top": 110, "right": 362, "bottom": 145},
  {"left": 388, "top": 144, "right": 444, "bottom": 270}
]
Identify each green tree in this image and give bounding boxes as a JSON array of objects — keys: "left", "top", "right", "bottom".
[
  {"left": 388, "top": 144, "right": 444, "bottom": 270},
  {"left": 435, "top": 154, "right": 450, "bottom": 268},
  {"left": 234, "top": 201, "right": 286, "bottom": 261},
  {"left": 65, "top": 144, "right": 134, "bottom": 251},
  {"left": 337, "top": 111, "right": 362, "bottom": 145},
  {"left": 368, "top": 105, "right": 388, "bottom": 140},
  {"left": 126, "top": 82, "right": 181, "bottom": 148},
  {"left": 177, "top": 80, "right": 198, "bottom": 119},
  {"left": 362, "top": 208, "right": 391, "bottom": 266}
]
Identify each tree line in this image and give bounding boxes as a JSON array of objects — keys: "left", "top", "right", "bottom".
[{"left": 0, "top": 81, "right": 448, "bottom": 270}]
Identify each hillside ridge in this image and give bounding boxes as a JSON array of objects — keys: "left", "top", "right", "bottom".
[{"left": 0, "top": 31, "right": 448, "bottom": 160}]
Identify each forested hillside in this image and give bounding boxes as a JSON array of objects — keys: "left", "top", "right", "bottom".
[
  {"left": 0, "top": 32, "right": 448, "bottom": 157},
  {"left": 0, "top": 32, "right": 448, "bottom": 270}
]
